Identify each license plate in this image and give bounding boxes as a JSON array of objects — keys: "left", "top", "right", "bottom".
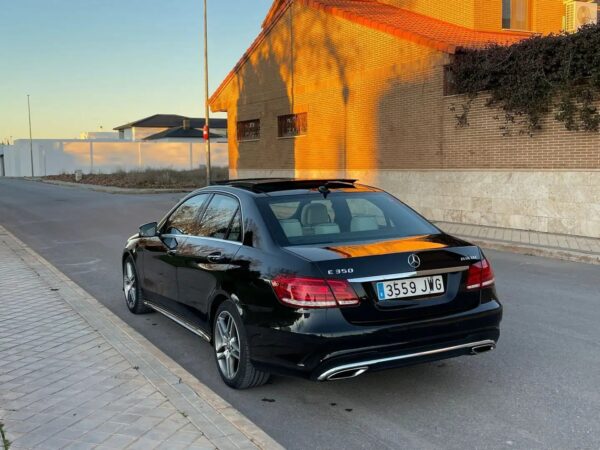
[{"left": 376, "top": 275, "right": 445, "bottom": 301}]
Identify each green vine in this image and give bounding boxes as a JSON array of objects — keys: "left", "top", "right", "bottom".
[{"left": 448, "top": 24, "right": 600, "bottom": 134}]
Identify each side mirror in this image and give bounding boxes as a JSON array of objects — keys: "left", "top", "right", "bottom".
[{"left": 139, "top": 222, "right": 158, "bottom": 238}]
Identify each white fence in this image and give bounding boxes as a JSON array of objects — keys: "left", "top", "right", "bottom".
[{"left": 1, "top": 139, "right": 229, "bottom": 177}]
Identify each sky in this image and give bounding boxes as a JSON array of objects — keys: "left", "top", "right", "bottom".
[{"left": 0, "top": 0, "right": 273, "bottom": 140}]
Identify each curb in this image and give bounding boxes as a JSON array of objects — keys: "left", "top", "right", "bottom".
[
  {"left": 26, "top": 178, "right": 195, "bottom": 195},
  {"left": 456, "top": 235, "right": 600, "bottom": 265},
  {"left": 0, "top": 225, "right": 283, "bottom": 450}
]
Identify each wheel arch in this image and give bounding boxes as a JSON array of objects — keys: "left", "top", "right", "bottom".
[
  {"left": 122, "top": 250, "right": 140, "bottom": 286},
  {"left": 122, "top": 251, "right": 133, "bottom": 267},
  {"left": 208, "top": 292, "right": 244, "bottom": 335},
  {"left": 209, "top": 294, "right": 228, "bottom": 334}
]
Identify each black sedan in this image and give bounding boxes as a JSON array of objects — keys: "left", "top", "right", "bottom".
[{"left": 122, "top": 179, "right": 501, "bottom": 389}]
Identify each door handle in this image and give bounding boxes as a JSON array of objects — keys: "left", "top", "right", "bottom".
[{"left": 207, "top": 252, "right": 226, "bottom": 263}]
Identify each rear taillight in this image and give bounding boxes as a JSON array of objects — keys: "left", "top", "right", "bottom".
[
  {"left": 271, "top": 275, "right": 360, "bottom": 308},
  {"left": 466, "top": 258, "right": 495, "bottom": 290}
]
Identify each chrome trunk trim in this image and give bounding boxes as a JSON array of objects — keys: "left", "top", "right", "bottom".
[{"left": 347, "top": 266, "right": 469, "bottom": 283}]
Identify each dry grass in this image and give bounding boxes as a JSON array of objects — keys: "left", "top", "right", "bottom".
[{"left": 44, "top": 167, "right": 229, "bottom": 189}]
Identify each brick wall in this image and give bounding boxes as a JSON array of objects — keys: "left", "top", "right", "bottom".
[
  {"left": 217, "top": 1, "right": 600, "bottom": 172},
  {"left": 531, "top": 0, "right": 565, "bottom": 34},
  {"left": 442, "top": 94, "right": 600, "bottom": 169},
  {"left": 219, "top": 3, "right": 450, "bottom": 172}
]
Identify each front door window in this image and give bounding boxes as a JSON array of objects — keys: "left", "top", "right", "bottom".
[
  {"left": 196, "top": 194, "right": 240, "bottom": 240},
  {"left": 164, "top": 194, "right": 210, "bottom": 235}
]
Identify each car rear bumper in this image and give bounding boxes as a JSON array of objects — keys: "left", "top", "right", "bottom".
[
  {"left": 312, "top": 334, "right": 497, "bottom": 381},
  {"left": 247, "top": 300, "right": 502, "bottom": 380}
]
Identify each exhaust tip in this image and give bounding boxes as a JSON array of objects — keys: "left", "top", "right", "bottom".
[
  {"left": 471, "top": 343, "right": 495, "bottom": 355},
  {"left": 326, "top": 367, "right": 369, "bottom": 381}
]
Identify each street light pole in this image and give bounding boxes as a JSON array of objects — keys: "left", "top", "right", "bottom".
[
  {"left": 27, "top": 95, "right": 34, "bottom": 177},
  {"left": 203, "top": 0, "right": 212, "bottom": 185}
]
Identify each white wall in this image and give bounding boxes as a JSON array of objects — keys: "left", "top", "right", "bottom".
[{"left": 3, "top": 139, "right": 229, "bottom": 177}]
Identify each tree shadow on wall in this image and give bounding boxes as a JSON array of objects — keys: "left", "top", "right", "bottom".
[
  {"left": 232, "top": 2, "right": 359, "bottom": 178},
  {"left": 233, "top": 30, "right": 292, "bottom": 175}
]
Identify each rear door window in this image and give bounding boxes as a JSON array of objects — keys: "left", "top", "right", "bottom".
[{"left": 226, "top": 209, "right": 243, "bottom": 242}]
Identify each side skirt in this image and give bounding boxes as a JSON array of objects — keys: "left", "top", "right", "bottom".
[{"left": 144, "top": 300, "right": 211, "bottom": 343}]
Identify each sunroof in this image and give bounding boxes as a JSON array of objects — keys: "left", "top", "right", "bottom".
[{"left": 215, "top": 178, "right": 358, "bottom": 193}]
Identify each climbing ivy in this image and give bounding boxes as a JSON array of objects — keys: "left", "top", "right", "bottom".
[{"left": 448, "top": 24, "right": 600, "bottom": 135}]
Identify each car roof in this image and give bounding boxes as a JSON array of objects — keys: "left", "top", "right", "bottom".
[{"left": 210, "top": 178, "right": 381, "bottom": 196}]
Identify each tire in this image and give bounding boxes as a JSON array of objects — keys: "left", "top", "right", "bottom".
[
  {"left": 123, "top": 256, "right": 152, "bottom": 314},
  {"left": 213, "top": 300, "right": 270, "bottom": 389}
]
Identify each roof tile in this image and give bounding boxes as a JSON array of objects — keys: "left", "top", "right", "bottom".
[{"left": 304, "top": 0, "right": 530, "bottom": 51}]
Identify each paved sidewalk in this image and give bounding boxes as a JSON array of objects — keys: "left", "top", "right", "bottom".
[
  {"left": 436, "top": 221, "right": 600, "bottom": 265},
  {"left": 0, "top": 226, "right": 281, "bottom": 450}
]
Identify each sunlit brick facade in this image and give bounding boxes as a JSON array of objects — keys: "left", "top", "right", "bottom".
[{"left": 210, "top": 0, "right": 600, "bottom": 238}]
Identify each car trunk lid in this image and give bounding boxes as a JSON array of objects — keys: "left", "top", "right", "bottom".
[{"left": 284, "top": 234, "right": 482, "bottom": 325}]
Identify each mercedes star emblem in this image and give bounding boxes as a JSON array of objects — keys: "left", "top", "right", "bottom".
[{"left": 408, "top": 254, "right": 421, "bottom": 269}]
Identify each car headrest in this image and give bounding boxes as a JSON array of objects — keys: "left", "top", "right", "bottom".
[
  {"left": 301, "top": 203, "right": 330, "bottom": 226},
  {"left": 351, "top": 216, "right": 379, "bottom": 232}
]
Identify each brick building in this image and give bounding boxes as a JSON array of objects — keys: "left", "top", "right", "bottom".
[{"left": 210, "top": 0, "right": 600, "bottom": 238}]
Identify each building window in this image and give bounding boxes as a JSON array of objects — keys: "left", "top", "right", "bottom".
[
  {"left": 278, "top": 113, "right": 308, "bottom": 138},
  {"left": 237, "top": 119, "right": 260, "bottom": 141},
  {"left": 502, "top": 0, "right": 530, "bottom": 30}
]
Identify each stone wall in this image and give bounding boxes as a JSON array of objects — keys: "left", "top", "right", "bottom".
[{"left": 233, "top": 168, "right": 600, "bottom": 238}]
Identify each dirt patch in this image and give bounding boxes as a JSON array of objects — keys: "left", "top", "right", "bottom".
[{"left": 44, "top": 168, "right": 229, "bottom": 189}]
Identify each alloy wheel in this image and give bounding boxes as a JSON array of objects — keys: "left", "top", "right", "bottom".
[
  {"left": 214, "top": 311, "right": 241, "bottom": 380},
  {"left": 123, "top": 262, "right": 137, "bottom": 308}
]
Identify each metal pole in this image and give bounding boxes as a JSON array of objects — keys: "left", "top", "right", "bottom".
[
  {"left": 27, "top": 95, "right": 34, "bottom": 177},
  {"left": 203, "top": 0, "right": 212, "bottom": 185}
]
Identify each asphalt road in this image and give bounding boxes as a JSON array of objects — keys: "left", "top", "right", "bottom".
[{"left": 1, "top": 178, "right": 599, "bottom": 450}]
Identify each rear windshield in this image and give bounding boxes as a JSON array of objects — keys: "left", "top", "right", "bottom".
[{"left": 256, "top": 192, "right": 440, "bottom": 246}]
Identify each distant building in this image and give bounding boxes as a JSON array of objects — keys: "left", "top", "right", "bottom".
[
  {"left": 142, "top": 121, "right": 226, "bottom": 143},
  {"left": 114, "top": 114, "right": 228, "bottom": 141}
]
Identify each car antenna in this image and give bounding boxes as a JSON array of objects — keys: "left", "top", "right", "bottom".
[{"left": 318, "top": 185, "right": 330, "bottom": 199}]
